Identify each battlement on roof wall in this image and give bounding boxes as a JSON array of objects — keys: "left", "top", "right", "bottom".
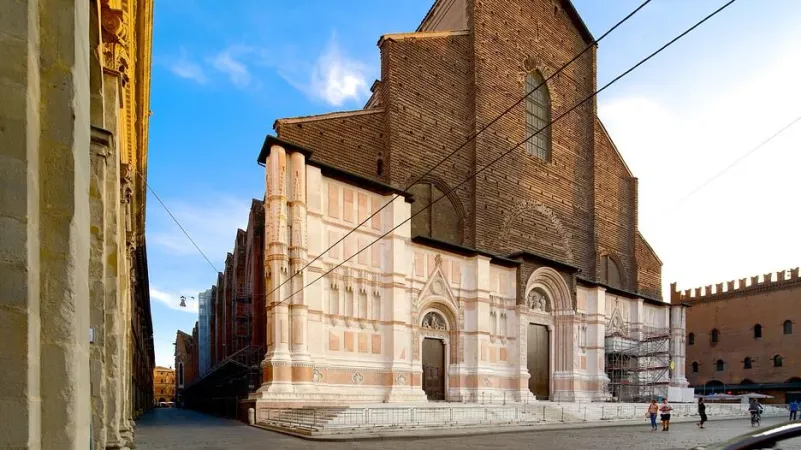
[{"left": 671, "top": 268, "right": 801, "bottom": 303}]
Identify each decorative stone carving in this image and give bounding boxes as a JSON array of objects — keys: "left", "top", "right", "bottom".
[
  {"left": 435, "top": 254, "right": 443, "bottom": 268},
  {"left": 312, "top": 369, "right": 323, "bottom": 384},
  {"left": 352, "top": 372, "right": 364, "bottom": 385},
  {"left": 527, "top": 289, "right": 548, "bottom": 312},
  {"left": 483, "top": 376, "right": 491, "bottom": 387},
  {"left": 100, "top": 0, "right": 130, "bottom": 86},
  {"left": 422, "top": 312, "right": 447, "bottom": 331},
  {"left": 395, "top": 373, "right": 407, "bottom": 386},
  {"left": 431, "top": 279, "right": 443, "bottom": 295}
]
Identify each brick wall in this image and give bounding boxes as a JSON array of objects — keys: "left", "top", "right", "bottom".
[
  {"left": 683, "top": 280, "right": 801, "bottom": 388},
  {"left": 276, "top": 110, "right": 385, "bottom": 182},
  {"left": 246, "top": 200, "right": 266, "bottom": 349},
  {"left": 381, "top": 33, "right": 476, "bottom": 246},
  {"left": 270, "top": 0, "right": 661, "bottom": 300}
]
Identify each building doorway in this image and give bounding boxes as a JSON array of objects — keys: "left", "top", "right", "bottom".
[
  {"left": 527, "top": 323, "right": 550, "bottom": 400},
  {"left": 422, "top": 338, "right": 445, "bottom": 401}
]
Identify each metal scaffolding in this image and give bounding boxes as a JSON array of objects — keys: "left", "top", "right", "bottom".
[{"left": 605, "top": 323, "right": 671, "bottom": 402}]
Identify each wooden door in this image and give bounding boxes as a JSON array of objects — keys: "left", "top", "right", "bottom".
[
  {"left": 422, "top": 338, "right": 445, "bottom": 401},
  {"left": 527, "top": 324, "right": 550, "bottom": 400}
]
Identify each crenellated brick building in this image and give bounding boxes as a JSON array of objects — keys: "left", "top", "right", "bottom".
[{"left": 674, "top": 269, "right": 801, "bottom": 403}]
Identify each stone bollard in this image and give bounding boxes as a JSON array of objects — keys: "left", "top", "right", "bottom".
[{"left": 248, "top": 408, "right": 255, "bottom": 425}]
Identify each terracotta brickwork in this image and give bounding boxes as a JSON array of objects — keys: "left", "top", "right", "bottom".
[
  {"left": 674, "top": 270, "right": 801, "bottom": 400},
  {"left": 274, "top": 0, "right": 660, "bottom": 300}
]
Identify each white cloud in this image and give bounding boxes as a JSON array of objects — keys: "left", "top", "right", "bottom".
[
  {"left": 150, "top": 286, "right": 201, "bottom": 313},
  {"left": 280, "top": 34, "right": 371, "bottom": 107},
  {"left": 598, "top": 45, "right": 801, "bottom": 299},
  {"left": 168, "top": 48, "right": 207, "bottom": 84},
  {"left": 147, "top": 194, "right": 251, "bottom": 262},
  {"left": 210, "top": 47, "right": 252, "bottom": 88}
]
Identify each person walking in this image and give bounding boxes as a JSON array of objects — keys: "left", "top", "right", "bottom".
[
  {"left": 697, "top": 397, "right": 708, "bottom": 429},
  {"left": 790, "top": 400, "right": 798, "bottom": 421},
  {"left": 647, "top": 399, "right": 659, "bottom": 431},
  {"left": 660, "top": 398, "right": 673, "bottom": 431}
]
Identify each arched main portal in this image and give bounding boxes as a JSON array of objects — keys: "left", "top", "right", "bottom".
[
  {"left": 420, "top": 310, "right": 449, "bottom": 401},
  {"left": 520, "top": 267, "right": 575, "bottom": 401}
]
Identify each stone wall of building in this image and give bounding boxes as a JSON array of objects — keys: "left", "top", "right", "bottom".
[
  {"left": 0, "top": 0, "right": 154, "bottom": 448},
  {"left": 675, "top": 270, "right": 801, "bottom": 402},
  {"left": 153, "top": 367, "right": 175, "bottom": 402}
]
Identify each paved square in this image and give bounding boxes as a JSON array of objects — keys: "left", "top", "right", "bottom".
[{"left": 135, "top": 408, "right": 798, "bottom": 449}]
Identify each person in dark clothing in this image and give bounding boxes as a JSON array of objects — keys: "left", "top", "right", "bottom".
[{"left": 697, "top": 397, "right": 708, "bottom": 428}]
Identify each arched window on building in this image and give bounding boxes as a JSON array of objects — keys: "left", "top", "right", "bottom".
[
  {"left": 754, "top": 324, "right": 762, "bottom": 339},
  {"left": 688, "top": 333, "right": 695, "bottom": 345},
  {"left": 744, "top": 357, "right": 752, "bottom": 369},
  {"left": 784, "top": 320, "right": 793, "bottom": 335},
  {"left": 774, "top": 355, "right": 783, "bottom": 367},
  {"left": 691, "top": 361, "right": 699, "bottom": 373},
  {"left": 408, "top": 182, "right": 463, "bottom": 245},
  {"left": 177, "top": 362, "right": 184, "bottom": 387},
  {"left": 524, "top": 70, "right": 551, "bottom": 161},
  {"left": 600, "top": 254, "right": 623, "bottom": 289},
  {"left": 715, "top": 360, "right": 724, "bottom": 372},
  {"left": 711, "top": 328, "right": 720, "bottom": 345}
]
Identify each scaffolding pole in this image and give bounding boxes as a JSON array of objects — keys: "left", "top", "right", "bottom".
[{"left": 605, "top": 323, "right": 671, "bottom": 403}]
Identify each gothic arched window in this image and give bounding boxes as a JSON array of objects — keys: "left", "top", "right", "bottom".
[
  {"left": 408, "top": 182, "right": 463, "bottom": 245},
  {"left": 711, "top": 328, "right": 720, "bottom": 345},
  {"left": 744, "top": 357, "right": 752, "bottom": 369},
  {"left": 784, "top": 320, "right": 793, "bottom": 335},
  {"left": 524, "top": 70, "right": 551, "bottom": 161},
  {"left": 774, "top": 355, "right": 783, "bottom": 367},
  {"left": 754, "top": 324, "right": 762, "bottom": 339},
  {"left": 715, "top": 360, "right": 724, "bottom": 372},
  {"left": 691, "top": 361, "right": 699, "bottom": 373},
  {"left": 688, "top": 333, "right": 695, "bottom": 345},
  {"left": 600, "top": 255, "right": 623, "bottom": 289}
]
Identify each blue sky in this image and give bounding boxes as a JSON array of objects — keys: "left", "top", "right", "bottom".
[{"left": 145, "top": 0, "right": 801, "bottom": 368}]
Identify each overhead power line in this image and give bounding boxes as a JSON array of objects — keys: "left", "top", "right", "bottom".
[
  {"left": 670, "top": 114, "right": 801, "bottom": 209},
  {"left": 262, "top": 0, "right": 654, "bottom": 303},
  {"left": 137, "top": 169, "right": 221, "bottom": 274},
  {"left": 268, "top": 0, "right": 739, "bottom": 312}
]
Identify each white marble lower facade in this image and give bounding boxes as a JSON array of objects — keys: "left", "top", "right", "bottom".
[{"left": 252, "top": 142, "right": 687, "bottom": 408}]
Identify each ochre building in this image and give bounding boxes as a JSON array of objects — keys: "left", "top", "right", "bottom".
[
  {"left": 250, "top": 0, "right": 688, "bottom": 411},
  {"left": 675, "top": 269, "right": 801, "bottom": 404},
  {"left": 0, "top": 0, "right": 155, "bottom": 448},
  {"left": 154, "top": 367, "right": 176, "bottom": 404}
]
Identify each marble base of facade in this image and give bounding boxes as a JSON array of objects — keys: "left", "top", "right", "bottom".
[{"left": 252, "top": 383, "right": 428, "bottom": 408}]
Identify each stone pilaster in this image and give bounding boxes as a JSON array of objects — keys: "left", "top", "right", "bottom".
[
  {"left": 89, "top": 126, "right": 112, "bottom": 449},
  {"left": 288, "top": 151, "right": 313, "bottom": 387},
  {"left": 670, "top": 305, "right": 689, "bottom": 387},
  {"left": 260, "top": 144, "right": 293, "bottom": 394},
  {"left": 101, "top": 71, "right": 127, "bottom": 450}
]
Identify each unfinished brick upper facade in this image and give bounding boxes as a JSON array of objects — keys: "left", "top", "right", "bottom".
[{"left": 274, "top": 0, "right": 661, "bottom": 302}]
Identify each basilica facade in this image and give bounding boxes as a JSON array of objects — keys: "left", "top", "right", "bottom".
[{"left": 252, "top": 0, "right": 688, "bottom": 408}]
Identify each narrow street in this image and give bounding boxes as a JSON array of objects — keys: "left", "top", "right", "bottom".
[{"left": 135, "top": 408, "right": 795, "bottom": 449}]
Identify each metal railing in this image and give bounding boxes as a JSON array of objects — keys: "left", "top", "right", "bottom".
[{"left": 258, "top": 403, "right": 790, "bottom": 431}]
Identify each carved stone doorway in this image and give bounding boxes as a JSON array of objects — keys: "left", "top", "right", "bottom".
[
  {"left": 527, "top": 323, "right": 550, "bottom": 400},
  {"left": 422, "top": 338, "right": 445, "bottom": 401}
]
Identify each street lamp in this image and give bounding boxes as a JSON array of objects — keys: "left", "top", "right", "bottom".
[{"left": 179, "top": 296, "right": 194, "bottom": 308}]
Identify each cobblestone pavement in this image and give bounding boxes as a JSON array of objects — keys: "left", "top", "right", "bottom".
[{"left": 135, "top": 408, "right": 799, "bottom": 450}]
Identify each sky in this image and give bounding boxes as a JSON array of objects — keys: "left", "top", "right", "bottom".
[{"left": 145, "top": 0, "right": 801, "bottom": 368}]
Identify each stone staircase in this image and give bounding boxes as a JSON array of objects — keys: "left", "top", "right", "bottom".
[{"left": 256, "top": 402, "right": 789, "bottom": 436}]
